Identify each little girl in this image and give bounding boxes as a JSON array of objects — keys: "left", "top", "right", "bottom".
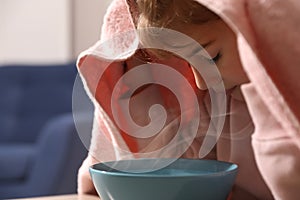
[{"left": 77, "top": 0, "right": 300, "bottom": 199}]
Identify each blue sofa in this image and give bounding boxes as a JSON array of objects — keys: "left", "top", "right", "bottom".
[{"left": 0, "top": 63, "right": 93, "bottom": 199}]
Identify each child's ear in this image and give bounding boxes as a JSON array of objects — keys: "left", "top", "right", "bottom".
[{"left": 126, "top": 0, "right": 139, "bottom": 27}]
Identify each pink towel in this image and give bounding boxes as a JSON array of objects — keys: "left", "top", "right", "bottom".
[
  {"left": 195, "top": 1, "right": 300, "bottom": 199},
  {"left": 77, "top": 0, "right": 300, "bottom": 199}
]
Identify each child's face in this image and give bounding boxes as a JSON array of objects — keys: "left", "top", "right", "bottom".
[{"left": 174, "top": 19, "right": 249, "bottom": 90}]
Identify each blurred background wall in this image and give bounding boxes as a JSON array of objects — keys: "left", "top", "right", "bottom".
[
  {"left": 0, "top": 0, "right": 112, "bottom": 198},
  {"left": 0, "top": 0, "right": 112, "bottom": 65}
]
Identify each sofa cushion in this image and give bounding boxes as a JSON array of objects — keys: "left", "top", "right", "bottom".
[
  {"left": 0, "top": 144, "right": 35, "bottom": 180},
  {"left": 0, "top": 63, "right": 77, "bottom": 143}
]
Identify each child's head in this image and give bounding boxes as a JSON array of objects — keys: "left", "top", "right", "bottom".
[{"left": 136, "top": 0, "right": 249, "bottom": 90}]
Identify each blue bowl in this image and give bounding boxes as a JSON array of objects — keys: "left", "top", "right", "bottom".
[{"left": 90, "top": 158, "right": 238, "bottom": 200}]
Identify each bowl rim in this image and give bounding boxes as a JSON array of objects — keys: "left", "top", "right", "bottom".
[{"left": 90, "top": 158, "right": 238, "bottom": 178}]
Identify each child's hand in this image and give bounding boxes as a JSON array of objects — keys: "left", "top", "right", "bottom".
[{"left": 77, "top": 155, "right": 98, "bottom": 195}]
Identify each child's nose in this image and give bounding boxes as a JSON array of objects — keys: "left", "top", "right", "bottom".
[{"left": 191, "top": 67, "right": 208, "bottom": 90}]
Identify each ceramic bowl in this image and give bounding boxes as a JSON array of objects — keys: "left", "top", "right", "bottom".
[{"left": 90, "top": 158, "right": 238, "bottom": 200}]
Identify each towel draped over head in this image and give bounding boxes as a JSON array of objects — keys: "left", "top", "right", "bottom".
[{"left": 76, "top": 0, "right": 300, "bottom": 199}]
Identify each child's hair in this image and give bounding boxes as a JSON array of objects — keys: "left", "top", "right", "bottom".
[
  {"left": 135, "top": 0, "right": 219, "bottom": 59},
  {"left": 136, "top": 0, "right": 219, "bottom": 29}
]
